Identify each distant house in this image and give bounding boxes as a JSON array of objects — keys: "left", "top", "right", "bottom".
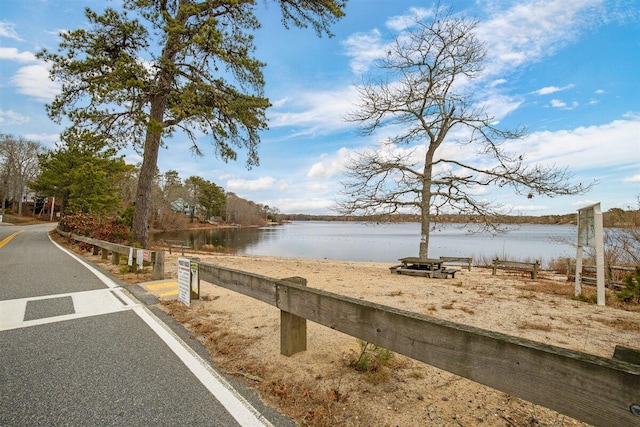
[{"left": 170, "top": 198, "right": 191, "bottom": 215}]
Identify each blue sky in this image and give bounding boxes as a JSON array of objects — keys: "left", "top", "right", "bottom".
[{"left": 1, "top": 0, "right": 639, "bottom": 215}]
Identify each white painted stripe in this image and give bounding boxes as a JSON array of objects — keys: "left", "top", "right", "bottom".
[
  {"left": 0, "top": 299, "right": 26, "bottom": 328},
  {"left": 48, "top": 233, "right": 272, "bottom": 426},
  {"left": 132, "top": 304, "right": 273, "bottom": 427},
  {"left": 0, "top": 288, "right": 135, "bottom": 331}
]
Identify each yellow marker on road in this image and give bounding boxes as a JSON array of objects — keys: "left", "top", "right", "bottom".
[
  {"left": 0, "top": 230, "right": 23, "bottom": 249},
  {"left": 144, "top": 281, "right": 178, "bottom": 298}
]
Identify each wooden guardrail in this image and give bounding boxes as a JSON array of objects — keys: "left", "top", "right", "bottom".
[
  {"left": 567, "top": 261, "right": 635, "bottom": 290},
  {"left": 439, "top": 256, "right": 472, "bottom": 271},
  {"left": 492, "top": 258, "right": 540, "bottom": 279},
  {"left": 195, "top": 261, "right": 640, "bottom": 427},
  {"left": 56, "top": 229, "right": 164, "bottom": 280}
]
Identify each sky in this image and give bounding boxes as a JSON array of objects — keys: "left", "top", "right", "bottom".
[{"left": 1, "top": 0, "right": 639, "bottom": 216}]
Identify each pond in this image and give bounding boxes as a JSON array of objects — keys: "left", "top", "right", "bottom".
[{"left": 153, "top": 221, "right": 577, "bottom": 267}]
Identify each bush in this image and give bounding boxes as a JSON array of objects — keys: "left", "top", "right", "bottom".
[
  {"left": 58, "top": 214, "right": 131, "bottom": 245},
  {"left": 616, "top": 267, "right": 640, "bottom": 304}
]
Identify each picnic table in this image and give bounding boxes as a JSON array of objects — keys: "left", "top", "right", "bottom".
[
  {"left": 399, "top": 257, "right": 443, "bottom": 270},
  {"left": 390, "top": 257, "right": 460, "bottom": 278}
]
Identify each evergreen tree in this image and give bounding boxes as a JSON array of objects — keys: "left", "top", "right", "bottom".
[
  {"left": 32, "top": 129, "right": 132, "bottom": 216},
  {"left": 38, "top": 0, "right": 346, "bottom": 246}
]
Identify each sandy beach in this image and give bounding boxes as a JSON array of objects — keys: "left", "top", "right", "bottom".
[{"left": 75, "top": 245, "right": 639, "bottom": 426}]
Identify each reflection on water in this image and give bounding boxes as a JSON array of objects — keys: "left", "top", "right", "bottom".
[{"left": 152, "top": 221, "right": 577, "bottom": 266}]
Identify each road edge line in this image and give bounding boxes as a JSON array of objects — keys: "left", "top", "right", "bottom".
[{"left": 49, "top": 233, "right": 273, "bottom": 427}]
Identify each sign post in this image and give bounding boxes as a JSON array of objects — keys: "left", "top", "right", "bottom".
[{"left": 575, "top": 203, "right": 605, "bottom": 305}]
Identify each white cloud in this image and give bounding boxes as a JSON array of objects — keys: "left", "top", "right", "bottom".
[
  {"left": 509, "top": 117, "right": 640, "bottom": 170},
  {"left": 307, "top": 148, "right": 351, "bottom": 179},
  {"left": 341, "top": 29, "right": 386, "bottom": 75},
  {"left": 622, "top": 175, "right": 640, "bottom": 183},
  {"left": 271, "top": 97, "right": 291, "bottom": 108},
  {"left": 534, "top": 83, "right": 575, "bottom": 95},
  {"left": 10, "top": 63, "right": 59, "bottom": 101},
  {"left": 595, "top": 89, "right": 606, "bottom": 95},
  {"left": 0, "top": 22, "right": 22, "bottom": 41},
  {"left": 0, "top": 109, "right": 30, "bottom": 126},
  {"left": 269, "top": 197, "right": 334, "bottom": 214},
  {"left": 549, "top": 99, "right": 579, "bottom": 110},
  {"left": 385, "top": 7, "right": 433, "bottom": 32},
  {"left": 476, "top": 0, "right": 603, "bottom": 76},
  {"left": 21, "top": 133, "right": 61, "bottom": 145},
  {"left": 226, "top": 176, "right": 277, "bottom": 191},
  {"left": 268, "top": 86, "right": 358, "bottom": 135},
  {"left": 478, "top": 93, "right": 523, "bottom": 120},
  {"left": 0, "top": 47, "right": 37, "bottom": 63}
]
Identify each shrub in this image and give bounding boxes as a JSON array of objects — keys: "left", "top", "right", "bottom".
[
  {"left": 616, "top": 267, "right": 640, "bottom": 304},
  {"left": 58, "top": 214, "right": 131, "bottom": 245},
  {"left": 349, "top": 340, "right": 394, "bottom": 372}
]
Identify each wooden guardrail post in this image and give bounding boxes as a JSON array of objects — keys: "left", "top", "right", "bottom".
[
  {"left": 277, "top": 276, "right": 308, "bottom": 357},
  {"left": 101, "top": 248, "right": 109, "bottom": 260},
  {"left": 532, "top": 260, "right": 540, "bottom": 280},
  {"left": 152, "top": 251, "right": 164, "bottom": 280},
  {"left": 492, "top": 257, "right": 498, "bottom": 275}
]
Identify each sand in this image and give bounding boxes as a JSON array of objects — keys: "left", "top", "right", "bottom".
[{"left": 74, "top": 245, "right": 640, "bottom": 426}]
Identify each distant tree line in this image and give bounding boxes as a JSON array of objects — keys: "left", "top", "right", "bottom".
[
  {"left": 0, "top": 132, "right": 276, "bottom": 230},
  {"left": 281, "top": 211, "right": 637, "bottom": 228}
]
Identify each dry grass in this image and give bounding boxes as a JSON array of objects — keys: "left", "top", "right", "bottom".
[
  {"left": 516, "top": 321, "right": 553, "bottom": 332},
  {"left": 593, "top": 316, "right": 640, "bottom": 332}
]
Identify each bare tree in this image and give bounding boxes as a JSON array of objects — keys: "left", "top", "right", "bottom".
[
  {"left": 339, "top": 8, "right": 591, "bottom": 259},
  {"left": 604, "top": 202, "right": 640, "bottom": 265},
  {"left": 0, "top": 134, "right": 44, "bottom": 215}
]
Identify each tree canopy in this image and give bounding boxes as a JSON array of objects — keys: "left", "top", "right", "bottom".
[
  {"left": 31, "top": 129, "right": 132, "bottom": 216},
  {"left": 339, "top": 7, "right": 591, "bottom": 259},
  {"left": 39, "top": 0, "right": 346, "bottom": 246}
]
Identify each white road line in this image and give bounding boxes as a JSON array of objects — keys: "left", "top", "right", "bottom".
[
  {"left": 47, "top": 233, "right": 273, "bottom": 427},
  {"left": 0, "top": 288, "right": 135, "bottom": 331},
  {"left": 132, "top": 303, "right": 273, "bottom": 427}
]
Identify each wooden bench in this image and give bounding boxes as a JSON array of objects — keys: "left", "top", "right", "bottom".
[
  {"left": 439, "top": 256, "right": 472, "bottom": 271},
  {"left": 433, "top": 267, "right": 460, "bottom": 279},
  {"left": 165, "top": 239, "right": 191, "bottom": 255},
  {"left": 492, "top": 258, "right": 540, "bottom": 279}
]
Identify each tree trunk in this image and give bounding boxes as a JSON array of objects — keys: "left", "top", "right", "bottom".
[
  {"left": 131, "top": 99, "right": 166, "bottom": 247},
  {"left": 419, "top": 184, "right": 431, "bottom": 259},
  {"left": 419, "top": 149, "right": 436, "bottom": 259},
  {"left": 131, "top": 20, "right": 178, "bottom": 247}
]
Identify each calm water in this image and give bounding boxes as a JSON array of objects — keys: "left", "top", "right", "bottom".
[{"left": 153, "top": 221, "right": 577, "bottom": 266}]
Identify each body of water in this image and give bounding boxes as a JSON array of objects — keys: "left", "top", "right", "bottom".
[{"left": 153, "top": 221, "right": 577, "bottom": 266}]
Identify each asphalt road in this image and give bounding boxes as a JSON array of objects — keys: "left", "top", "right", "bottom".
[{"left": 0, "top": 223, "right": 291, "bottom": 426}]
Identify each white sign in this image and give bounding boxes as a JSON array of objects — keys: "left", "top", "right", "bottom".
[
  {"left": 177, "top": 257, "right": 191, "bottom": 306},
  {"left": 575, "top": 203, "right": 605, "bottom": 305},
  {"left": 577, "top": 208, "right": 596, "bottom": 247}
]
